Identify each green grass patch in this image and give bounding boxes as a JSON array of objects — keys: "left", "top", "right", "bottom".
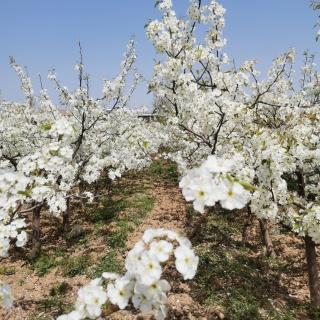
[
  {"left": 105, "top": 194, "right": 155, "bottom": 248},
  {"left": 149, "top": 160, "right": 164, "bottom": 175},
  {"left": 87, "top": 197, "right": 129, "bottom": 223},
  {"left": 31, "top": 254, "right": 59, "bottom": 276},
  {"left": 148, "top": 160, "right": 179, "bottom": 183},
  {"left": 60, "top": 255, "right": 90, "bottom": 277},
  {"left": 107, "top": 227, "right": 130, "bottom": 248},
  {"left": 131, "top": 194, "right": 155, "bottom": 216},
  {"left": 0, "top": 265, "right": 15, "bottom": 275},
  {"left": 166, "top": 163, "right": 179, "bottom": 182},
  {"left": 192, "top": 208, "right": 310, "bottom": 320},
  {"left": 224, "top": 288, "right": 262, "bottom": 320},
  {"left": 31, "top": 282, "right": 72, "bottom": 319},
  {"left": 35, "top": 282, "right": 72, "bottom": 317},
  {"left": 49, "top": 282, "right": 71, "bottom": 296},
  {"left": 87, "top": 249, "right": 124, "bottom": 279}
]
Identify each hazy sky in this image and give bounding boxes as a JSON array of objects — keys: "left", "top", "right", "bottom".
[{"left": 0, "top": 0, "right": 318, "bottom": 106}]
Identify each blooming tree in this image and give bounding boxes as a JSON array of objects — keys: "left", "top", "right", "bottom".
[
  {"left": 0, "top": 41, "right": 166, "bottom": 259},
  {"left": 147, "top": 0, "right": 320, "bottom": 308}
]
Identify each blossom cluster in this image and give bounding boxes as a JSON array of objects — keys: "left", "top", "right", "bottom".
[
  {"left": 57, "top": 228, "right": 198, "bottom": 320},
  {"left": 0, "top": 283, "right": 13, "bottom": 309},
  {"left": 0, "top": 166, "right": 29, "bottom": 256},
  {"left": 180, "top": 155, "right": 250, "bottom": 213}
]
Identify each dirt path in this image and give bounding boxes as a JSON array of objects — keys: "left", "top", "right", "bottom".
[
  {"left": 127, "top": 180, "right": 189, "bottom": 247},
  {"left": 109, "top": 180, "right": 207, "bottom": 320},
  {"left": 2, "top": 276, "right": 88, "bottom": 320},
  {"left": 0, "top": 174, "right": 204, "bottom": 320}
]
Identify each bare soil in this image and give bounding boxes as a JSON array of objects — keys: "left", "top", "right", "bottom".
[{"left": 0, "top": 167, "right": 316, "bottom": 319}]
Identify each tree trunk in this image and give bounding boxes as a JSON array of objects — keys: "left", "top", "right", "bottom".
[
  {"left": 63, "top": 198, "right": 70, "bottom": 232},
  {"left": 189, "top": 211, "right": 209, "bottom": 239},
  {"left": 296, "top": 168, "right": 320, "bottom": 307},
  {"left": 30, "top": 205, "right": 41, "bottom": 259},
  {"left": 305, "top": 235, "right": 320, "bottom": 309},
  {"left": 94, "top": 182, "right": 99, "bottom": 197},
  {"left": 79, "top": 182, "right": 86, "bottom": 212},
  {"left": 242, "top": 205, "right": 254, "bottom": 245},
  {"left": 259, "top": 218, "right": 275, "bottom": 257}
]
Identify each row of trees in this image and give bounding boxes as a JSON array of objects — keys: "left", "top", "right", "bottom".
[
  {"left": 0, "top": 41, "right": 166, "bottom": 259},
  {"left": 146, "top": 0, "right": 320, "bottom": 309},
  {"left": 0, "top": 0, "right": 320, "bottom": 318}
]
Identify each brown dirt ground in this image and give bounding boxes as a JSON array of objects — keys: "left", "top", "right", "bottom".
[{"left": 0, "top": 169, "right": 316, "bottom": 319}]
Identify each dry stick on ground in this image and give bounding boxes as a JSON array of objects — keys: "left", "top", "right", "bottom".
[{"left": 296, "top": 169, "right": 320, "bottom": 308}]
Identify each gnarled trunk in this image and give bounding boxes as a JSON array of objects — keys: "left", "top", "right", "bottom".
[
  {"left": 189, "top": 211, "right": 209, "bottom": 239},
  {"left": 30, "top": 205, "right": 41, "bottom": 259},
  {"left": 296, "top": 169, "right": 320, "bottom": 308},
  {"left": 259, "top": 218, "right": 275, "bottom": 257},
  {"left": 305, "top": 235, "right": 320, "bottom": 309},
  {"left": 63, "top": 198, "right": 70, "bottom": 232},
  {"left": 242, "top": 205, "right": 254, "bottom": 245}
]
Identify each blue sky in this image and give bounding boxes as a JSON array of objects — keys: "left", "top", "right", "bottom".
[{"left": 0, "top": 0, "right": 318, "bottom": 106}]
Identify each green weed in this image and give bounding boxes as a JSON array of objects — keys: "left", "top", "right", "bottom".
[
  {"left": 87, "top": 250, "right": 123, "bottom": 279},
  {"left": 61, "top": 256, "right": 90, "bottom": 277},
  {"left": 32, "top": 254, "right": 58, "bottom": 276}
]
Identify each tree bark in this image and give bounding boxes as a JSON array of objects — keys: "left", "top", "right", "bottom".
[
  {"left": 30, "top": 205, "right": 41, "bottom": 259},
  {"left": 189, "top": 211, "right": 209, "bottom": 239},
  {"left": 259, "top": 218, "right": 275, "bottom": 257},
  {"left": 296, "top": 168, "right": 320, "bottom": 307},
  {"left": 79, "top": 181, "right": 86, "bottom": 212},
  {"left": 305, "top": 235, "right": 320, "bottom": 309},
  {"left": 242, "top": 205, "right": 254, "bottom": 245},
  {"left": 63, "top": 198, "right": 70, "bottom": 232}
]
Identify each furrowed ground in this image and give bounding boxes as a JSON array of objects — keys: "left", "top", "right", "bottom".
[{"left": 0, "top": 161, "right": 317, "bottom": 320}]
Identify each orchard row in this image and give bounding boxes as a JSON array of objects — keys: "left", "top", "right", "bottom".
[{"left": 1, "top": 1, "right": 320, "bottom": 319}]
